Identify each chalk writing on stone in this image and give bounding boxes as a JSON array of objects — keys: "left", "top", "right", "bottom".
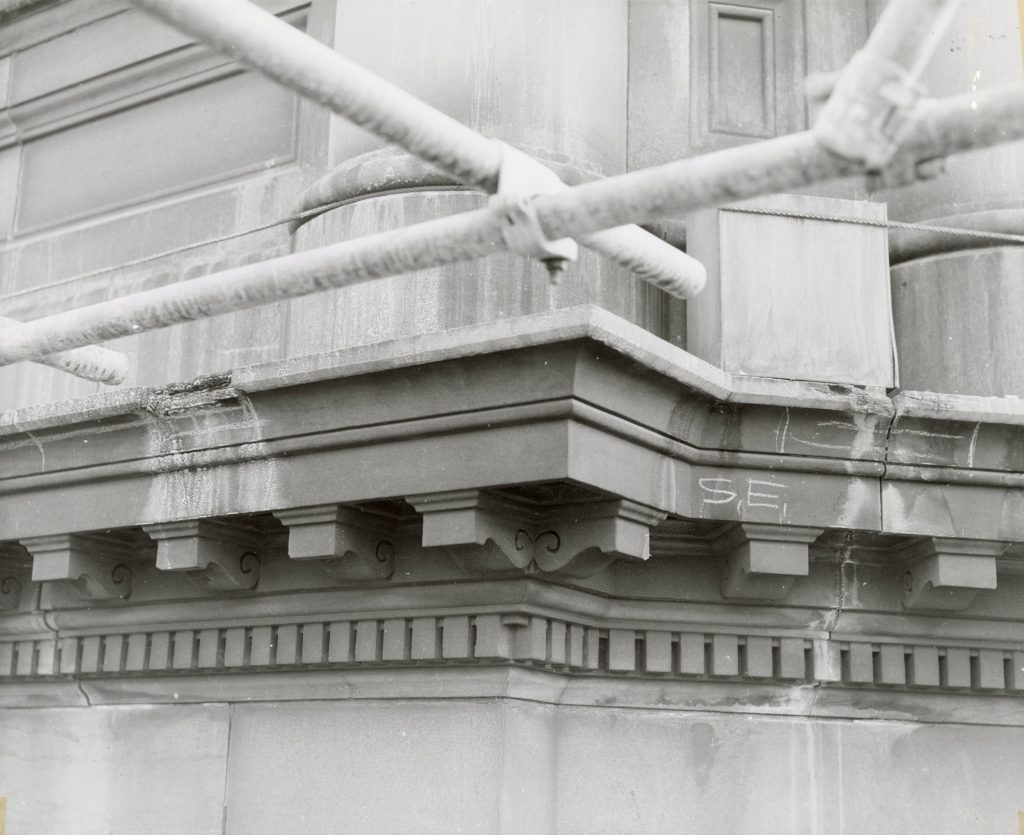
[{"left": 698, "top": 476, "right": 789, "bottom": 521}]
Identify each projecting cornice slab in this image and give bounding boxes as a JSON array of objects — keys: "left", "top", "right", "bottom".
[{"left": 2, "top": 307, "right": 1024, "bottom": 545}]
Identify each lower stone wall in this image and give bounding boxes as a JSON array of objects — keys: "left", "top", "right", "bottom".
[{"left": 2, "top": 698, "right": 1023, "bottom": 834}]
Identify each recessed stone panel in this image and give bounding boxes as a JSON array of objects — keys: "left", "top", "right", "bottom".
[{"left": 16, "top": 71, "right": 296, "bottom": 232}]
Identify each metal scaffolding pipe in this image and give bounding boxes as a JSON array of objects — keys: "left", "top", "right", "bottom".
[
  {"left": 814, "top": 0, "right": 963, "bottom": 167},
  {"left": 530, "top": 84, "right": 1024, "bottom": 242},
  {"left": 863, "top": 0, "right": 962, "bottom": 80},
  {"left": 130, "top": 0, "right": 706, "bottom": 300},
  {"left": 0, "top": 84, "right": 1021, "bottom": 369},
  {"left": 0, "top": 210, "right": 506, "bottom": 366},
  {"left": 0, "top": 317, "right": 128, "bottom": 384}
]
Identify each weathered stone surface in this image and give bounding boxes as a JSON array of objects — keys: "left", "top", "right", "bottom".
[
  {"left": 410, "top": 489, "right": 666, "bottom": 578},
  {"left": 22, "top": 533, "right": 133, "bottom": 600},
  {"left": 218, "top": 699, "right": 1024, "bottom": 834},
  {"left": 715, "top": 523, "right": 821, "bottom": 601},
  {"left": 273, "top": 504, "right": 396, "bottom": 582},
  {"left": 687, "top": 195, "right": 894, "bottom": 387},
  {"left": 898, "top": 538, "right": 1002, "bottom": 612},
  {"left": 16, "top": 72, "right": 296, "bottom": 232},
  {"left": 893, "top": 248, "right": 1024, "bottom": 397},
  {"left": 554, "top": 709, "right": 1024, "bottom": 834},
  {"left": 224, "top": 700, "right": 510, "bottom": 834},
  {"left": 0, "top": 703, "right": 229, "bottom": 835},
  {"left": 0, "top": 2, "right": 1023, "bottom": 831},
  {"left": 144, "top": 519, "right": 262, "bottom": 591}
]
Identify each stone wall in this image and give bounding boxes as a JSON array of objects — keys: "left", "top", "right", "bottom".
[{"left": 4, "top": 699, "right": 1024, "bottom": 834}]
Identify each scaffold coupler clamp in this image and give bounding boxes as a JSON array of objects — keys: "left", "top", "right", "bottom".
[
  {"left": 811, "top": 49, "right": 926, "bottom": 171},
  {"left": 489, "top": 141, "right": 578, "bottom": 284}
]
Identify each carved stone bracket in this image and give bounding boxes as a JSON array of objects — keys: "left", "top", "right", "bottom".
[
  {"left": 0, "top": 576, "right": 22, "bottom": 610},
  {"left": 715, "top": 523, "right": 822, "bottom": 601},
  {"left": 21, "top": 534, "right": 133, "bottom": 600},
  {"left": 408, "top": 490, "right": 666, "bottom": 578},
  {"left": 0, "top": 543, "right": 27, "bottom": 611},
  {"left": 143, "top": 519, "right": 261, "bottom": 592},
  {"left": 899, "top": 537, "right": 1001, "bottom": 611},
  {"left": 272, "top": 505, "right": 395, "bottom": 583}
]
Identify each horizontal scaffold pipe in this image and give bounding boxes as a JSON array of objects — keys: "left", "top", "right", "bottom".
[
  {"left": 530, "top": 85, "right": 1024, "bottom": 242},
  {"left": 129, "top": 0, "right": 706, "bottom": 300},
  {"left": 0, "top": 316, "right": 128, "bottom": 384},
  {"left": 0, "top": 84, "right": 1021, "bottom": 369}
]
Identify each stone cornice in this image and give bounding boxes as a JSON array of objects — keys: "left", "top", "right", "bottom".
[
  {"left": 0, "top": 308, "right": 1019, "bottom": 489},
  {"left": 1, "top": 541, "right": 1022, "bottom": 720},
  {"left": 2, "top": 306, "right": 1024, "bottom": 720},
  {"left": 2, "top": 308, "right": 1024, "bottom": 549}
]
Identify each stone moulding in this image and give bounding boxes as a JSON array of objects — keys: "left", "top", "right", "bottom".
[{"left": 2, "top": 611, "right": 1023, "bottom": 702}]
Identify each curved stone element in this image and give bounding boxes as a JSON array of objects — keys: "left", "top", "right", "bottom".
[
  {"left": 899, "top": 537, "right": 1001, "bottom": 612},
  {"left": 273, "top": 504, "right": 396, "bottom": 584},
  {"left": 293, "top": 148, "right": 691, "bottom": 256},
  {"left": 291, "top": 148, "right": 606, "bottom": 233},
  {"left": 892, "top": 247, "right": 1024, "bottom": 395},
  {"left": 283, "top": 0, "right": 682, "bottom": 352},
  {"left": 879, "top": 2, "right": 1024, "bottom": 396},
  {"left": 143, "top": 520, "right": 261, "bottom": 593},
  {"left": 408, "top": 490, "right": 666, "bottom": 579},
  {"left": 21, "top": 534, "right": 133, "bottom": 601},
  {"left": 0, "top": 575, "right": 22, "bottom": 610},
  {"left": 291, "top": 146, "right": 704, "bottom": 300},
  {"left": 289, "top": 186, "right": 675, "bottom": 353},
  {"left": 714, "top": 523, "right": 822, "bottom": 602}
]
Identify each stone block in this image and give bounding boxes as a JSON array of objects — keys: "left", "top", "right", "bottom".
[
  {"left": 900, "top": 538, "right": 1001, "bottom": 611},
  {"left": 687, "top": 194, "right": 894, "bottom": 386}
]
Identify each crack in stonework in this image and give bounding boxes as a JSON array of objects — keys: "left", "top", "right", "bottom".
[
  {"left": 42, "top": 608, "right": 92, "bottom": 707},
  {"left": 809, "top": 530, "right": 858, "bottom": 717}
]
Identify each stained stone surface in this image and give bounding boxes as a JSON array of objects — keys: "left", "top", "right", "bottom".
[
  {"left": 0, "top": 703, "right": 229, "bottom": 835},
  {"left": 6, "top": 697, "right": 1000, "bottom": 835}
]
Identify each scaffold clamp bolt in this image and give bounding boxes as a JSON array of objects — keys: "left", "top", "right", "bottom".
[
  {"left": 490, "top": 141, "right": 578, "bottom": 281},
  {"left": 812, "top": 50, "right": 926, "bottom": 170}
]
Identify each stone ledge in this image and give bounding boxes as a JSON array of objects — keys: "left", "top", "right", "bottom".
[
  {"left": 15, "top": 306, "right": 1024, "bottom": 435},
  {"left": 3, "top": 665, "right": 1024, "bottom": 729},
  {"left": 2, "top": 305, "right": 909, "bottom": 436}
]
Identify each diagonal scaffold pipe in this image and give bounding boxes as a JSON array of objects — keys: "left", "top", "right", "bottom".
[
  {"left": 129, "top": 0, "right": 706, "bottom": 300},
  {"left": 0, "top": 83, "right": 1021, "bottom": 370},
  {"left": 0, "top": 317, "right": 129, "bottom": 384},
  {"left": 813, "top": 0, "right": 964, "bottom": 168}
]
